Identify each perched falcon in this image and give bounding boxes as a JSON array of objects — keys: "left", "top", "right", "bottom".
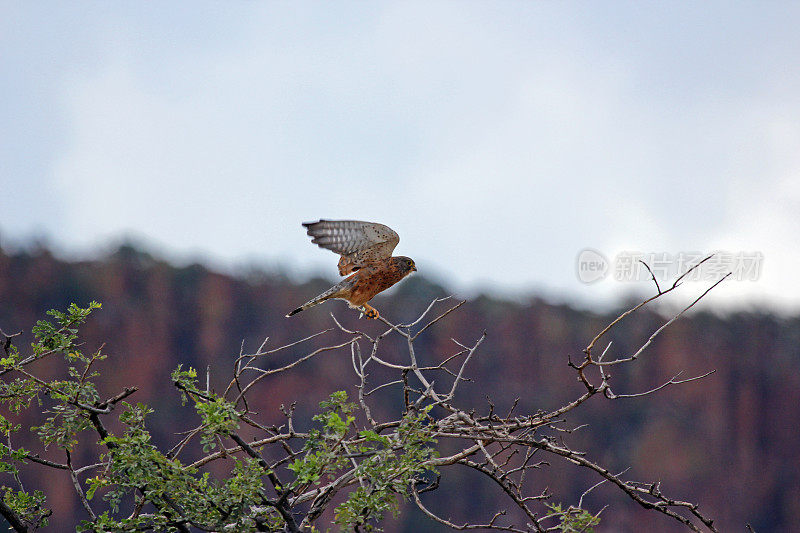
[{"left": 286, "top": 220, "right": 416, "bottom": 319}]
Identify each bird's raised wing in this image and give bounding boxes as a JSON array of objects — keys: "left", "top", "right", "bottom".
[{"left": 302, "top": 219, "right": 400, "bottom": 275}]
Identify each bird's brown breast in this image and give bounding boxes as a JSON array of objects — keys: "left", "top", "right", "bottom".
[{"left": 342, "top": 259, "right": 409, "bottom": 306}]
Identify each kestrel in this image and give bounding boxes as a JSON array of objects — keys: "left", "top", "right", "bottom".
[{"left": 286, "top": 220, "right": 417, "bottom": 319}]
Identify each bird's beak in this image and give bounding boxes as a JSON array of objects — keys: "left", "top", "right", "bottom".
[{"left": 412, "top": 265, "right": 417, "bottom": 272}]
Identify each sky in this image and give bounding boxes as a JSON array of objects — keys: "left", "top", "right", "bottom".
[{"left": 2, "top": 2, "right": 800, "bottom": 312}]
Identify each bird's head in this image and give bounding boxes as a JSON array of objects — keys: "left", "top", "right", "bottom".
[{"left": 395, "top": 256, "right": 417, "bottom": 274}]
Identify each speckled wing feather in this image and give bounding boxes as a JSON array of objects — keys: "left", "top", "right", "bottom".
[{"left": 302, "top": 219, "right": 400, "bottom": 275}]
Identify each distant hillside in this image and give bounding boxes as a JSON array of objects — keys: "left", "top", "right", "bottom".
[{"left": 0, "top": 243, "right": 797, "bottom": 532}]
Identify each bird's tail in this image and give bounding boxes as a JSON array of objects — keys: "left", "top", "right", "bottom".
[{"left": 285, "top": 280, "right": 350, "bottom": 317}]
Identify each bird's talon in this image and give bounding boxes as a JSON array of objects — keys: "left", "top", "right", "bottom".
[{"left": 359, "top": 306, "right": 379, "bottom": 320}]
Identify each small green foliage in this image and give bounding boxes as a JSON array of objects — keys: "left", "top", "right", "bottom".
[
  {"left": 0, "top": 378, "right": 41, "bottom": 414},
  {"left": 287, "top": 393, "right": 439, "bottom": 531},
  {"left": 545, "top": 502, "right": 601, "bottom": 532},
  {"left": 171, "top": 364, "right": 198, "bottom": 405},
  {"left": 334, "top": 405, "right": 438, "bottom": 531},
  {"left": 288, "top": 392, "right": 357, "bottom": 488},
  {"left": 82, "top": 399, "right": 276, "bottom": 532},
  {"left": 2, "top": 486, "right": 49, "bottom": 528},
  {"left": 0, "top": 302, "right": 103, "bottom": 528},
  {"left": 1, "top": 341, "right": 19, "bottom": 368},
  {"left": 316, "top": 390, "right": 356, "bottom": 435},
  {"left": 195, "top": 397, "right": 240, "bottom": 452},
  {"left": 0, "top": 443, "right": 22, "bottom": 477},
  {"left": 31, "top": 302, "right": 101, "bottom": 359},
  {"left": 171, "top": 365, "right": 241, "bottom": 451}
]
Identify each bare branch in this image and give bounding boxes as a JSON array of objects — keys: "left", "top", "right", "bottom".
[
  {"left": 607, "top": 370, "right": 716, "bottom": 399},
  {"left": 66, "top": 450, "right": 95, "bottom": 520}
]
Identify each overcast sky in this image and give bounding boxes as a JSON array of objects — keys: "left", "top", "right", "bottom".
[{"left": 2, "top": 2, "right": 800, "bottom": 312}]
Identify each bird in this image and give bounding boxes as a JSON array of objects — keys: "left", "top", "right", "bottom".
[{"left": 286, "top": 220, "right": 417, "bottom": 319}]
